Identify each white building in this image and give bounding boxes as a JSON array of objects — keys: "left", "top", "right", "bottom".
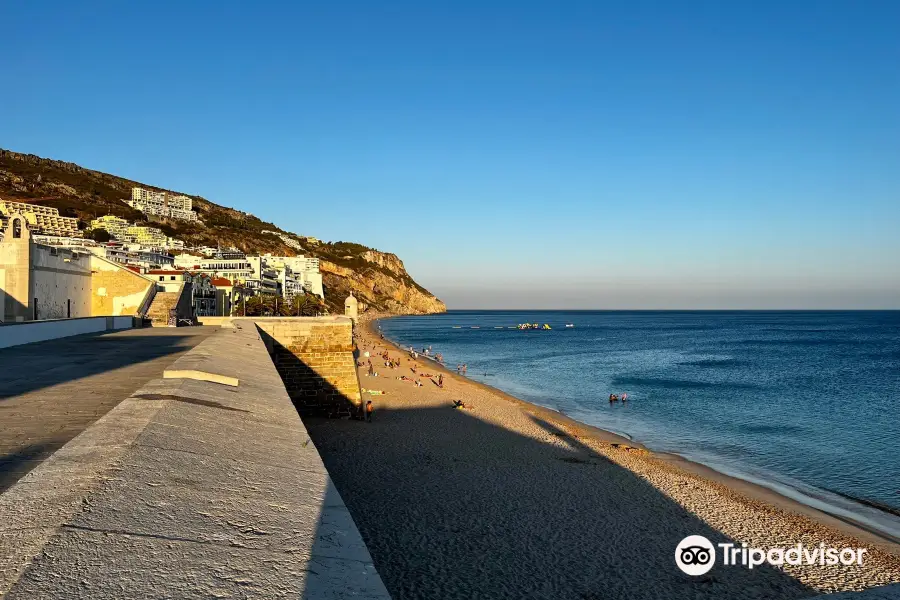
[
  {"left": 131, "top": 187, "right": 193, "bottom": 211},
  {"left": 262, "top": 254, "right": 323, "bottom": 298},
  {"left": 246, "top": 256, "right": 280, "bottom": 296},
  {"left": 127, "top": 187, "right": 199, "bottom": 222},
  {"left": 196, "top": 250, "right": 254, "bottom": 284},
  {"left": 93, "top": 244, "right": 175, "bottom": 270}
]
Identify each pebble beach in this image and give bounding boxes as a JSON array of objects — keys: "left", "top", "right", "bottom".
[{"left": 302, "top": 318, "right": 900, "bottom": 600}]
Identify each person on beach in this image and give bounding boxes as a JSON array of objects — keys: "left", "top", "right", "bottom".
[
  {"left": 438, "top": 374, "right": 444, "bottom": 388},
  {"left": 365, "top": 400, "right": 374, "bottom": 422}
]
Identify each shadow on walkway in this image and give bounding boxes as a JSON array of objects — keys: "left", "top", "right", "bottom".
[
  {"left": 0, "top": 327, "right": 212, "bottom": 492},
  {"left": 0, "top": 328, "right": 205, "bottom": 401}
]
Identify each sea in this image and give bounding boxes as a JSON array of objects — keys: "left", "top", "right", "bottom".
[{"left": 378, "top": 310, "right": 900, "bottom": 540}]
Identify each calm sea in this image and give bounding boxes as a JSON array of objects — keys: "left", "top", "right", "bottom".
[{"left": 378, "top": 311, "right": 900, "bottom": 539}]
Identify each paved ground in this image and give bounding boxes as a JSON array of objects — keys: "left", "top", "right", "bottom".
[
  {"left": 0, "top": 321, "right": 388, "bottom": 598},
  {"left": 0, "top": 326, "right": 215, "bottom": 492}
]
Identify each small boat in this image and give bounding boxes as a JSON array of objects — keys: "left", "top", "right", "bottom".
[
  {"left": 542, "top": 324, "right": 551, "bottom": 330},
  {"left": 565, "top": 324, "right": 574, "bottom": 328}
]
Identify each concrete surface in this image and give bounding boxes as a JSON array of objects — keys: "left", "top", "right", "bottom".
[
  {"left": 0, "top": 326, "right": 214, "bottom": 492},
  {"left": 0, "top": 315, "right": 134, "bottom": 350},
  {"left": 0, "top": 321, "right": 389, "bottom": 599}
]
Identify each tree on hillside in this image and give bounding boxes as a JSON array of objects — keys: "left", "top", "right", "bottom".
[{"left": 84, "top": 228, "right": 112, "bottom": 243}]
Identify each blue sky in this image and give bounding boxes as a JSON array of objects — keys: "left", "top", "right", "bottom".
[{"left": 2, "top": 1, "right": 898, "bottom": 308}]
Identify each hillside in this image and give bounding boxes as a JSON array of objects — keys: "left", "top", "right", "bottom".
[{"left": 0, "top": 148, "right": 446, "bottom": 315}]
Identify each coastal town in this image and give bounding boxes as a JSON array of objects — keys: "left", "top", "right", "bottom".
[
  {"left": 0, "top": 187, "right": 324, "bottom": 323},
  {"left": 3, "top": 1, "right": 900, "bottom": 597}
]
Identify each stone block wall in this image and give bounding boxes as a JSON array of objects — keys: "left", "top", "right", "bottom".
[
  {"left": 251, "top": 317, "right": 361, "bottom": 417},
  {"left": 90, "top": 255, "right": 154, "bottom": 316}
]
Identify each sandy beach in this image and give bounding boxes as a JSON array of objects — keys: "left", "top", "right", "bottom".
[{"left": 302, "top": 317, "right": 900, "bottom": 599}]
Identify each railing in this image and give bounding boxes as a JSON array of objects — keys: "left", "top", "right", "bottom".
[{"left": 136, "top": 282, "right": 158, "bottom": 319}]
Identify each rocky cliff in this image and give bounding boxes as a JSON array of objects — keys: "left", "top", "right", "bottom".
[
  {"left": 0, "top": 148, "right": 446, "bottom": 316},
  {"left": 320, "top": 256, "right": 446, "bottom": 315}
]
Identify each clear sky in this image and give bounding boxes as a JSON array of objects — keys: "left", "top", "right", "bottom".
[{"left": 2, "top": 1, "right": 898, "bottom": 309}]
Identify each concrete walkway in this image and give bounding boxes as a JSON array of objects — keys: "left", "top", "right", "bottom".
[
  {"left": 0, "top": 321, "right": 388, "bottom": 598},
  {"left": 0, "top": 327, "right": 214, "bottom": 492}
]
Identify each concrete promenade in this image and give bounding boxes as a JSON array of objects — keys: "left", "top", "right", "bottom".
[
  {"left": 0, "top": 321, "right": 388, "bottom": 598},
  {"left": 0, "top": 327, "right": 214, "bottom": 492}
]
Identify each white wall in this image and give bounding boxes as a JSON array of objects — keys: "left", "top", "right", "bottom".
[
  {"left": 0, "top": 316, "right": 134, "bottom": 350},
  {"left": 31, "top": 246, "right": 92, "bottom": 319}
]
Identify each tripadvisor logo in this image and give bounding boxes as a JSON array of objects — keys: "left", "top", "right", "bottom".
[
  {"left": 675, "top": 535, "right": 716, "bottom": 575},
  {"left": 675, "top": 535, "right": 868, "bottom": 575}
]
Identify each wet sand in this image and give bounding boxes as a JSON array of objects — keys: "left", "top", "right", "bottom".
[{"left": 302, "top": 318, "right": 900, "bottom": 600}]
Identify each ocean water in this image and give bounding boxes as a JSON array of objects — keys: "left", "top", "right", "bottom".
[{"left": 378, "top": 311, "right": 900, "bottom": 539}]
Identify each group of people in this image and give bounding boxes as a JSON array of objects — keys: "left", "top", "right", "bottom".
[
  {"left": 407, "top": 345, "right": 444, "bottom": 364},
  {"left": 359, "top": 333, "right": 456, "bottom": 424},
  {"left": 608, "top": 393, "right": 628, "bottom": 403},
  {"left": 456, "top": 363, "right": 468, "bottom": 375}
]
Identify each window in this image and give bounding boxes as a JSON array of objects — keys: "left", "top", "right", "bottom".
[
  {"left": 12, "top": 218, "right": 22, "bottom": 238},
  {"left": 159, "top": 276, "right": 164, "bottom": 281},
  {"left": 170, "top": 276, "right": 176, "bottom": 281}
]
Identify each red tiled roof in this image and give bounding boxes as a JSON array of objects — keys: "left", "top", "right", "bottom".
[
  {"left": 211, "top": 278, "right": 232, "bottom": 286},
  {"left": 124, "top": 265, "right": 142, "bottom": 273}
]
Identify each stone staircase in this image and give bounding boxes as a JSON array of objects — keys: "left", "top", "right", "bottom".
[{"left": 146, "top": 291, "right": 180, "bottom": 326}]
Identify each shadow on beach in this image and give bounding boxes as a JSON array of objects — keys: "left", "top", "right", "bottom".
[{"left": 304, "top": 402, "right": 816, "bottom": 600}]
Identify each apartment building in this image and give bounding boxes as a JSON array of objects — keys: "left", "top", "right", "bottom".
[
  {"left": 127, "top": 187, "right": 199, "bottom": 222},
  {"left": 90, "top": 216, "right": 169, "bottom": 248},
  {"left": 262, "top": 254, "right": 324, "bottom": 298},
  {"left": 196, "top": 250, "right": 254, "bottom": 283},
  {"left": 131, "top": 187, "right": 193, "bottom": 211},
  {"left": 0, "top": 200, "right": 81, "bottom": 238},
  {"left": 126, "top": 226, "right": 167, "bottom": 247},
  {"left": 246, "top": 256, "right": 280, "bottom": 296},
  {"left": 90, "top": 215, "right": 131, "bottom": 239}
]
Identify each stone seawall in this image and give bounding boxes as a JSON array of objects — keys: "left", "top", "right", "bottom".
[
  {"left": 201, "top": 316, "right": 363, "bottom": 417},
  {"left": 0, "top": 321, "right": 388, "bottom": 598}
]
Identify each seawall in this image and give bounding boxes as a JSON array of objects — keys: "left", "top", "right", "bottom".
[{"left": 0, "top": 319, "right": 389, "bottom": 598}]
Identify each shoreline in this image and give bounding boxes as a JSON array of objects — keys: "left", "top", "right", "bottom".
[{"left": 366, "top": 314, "right": 900, "bottom": 552}]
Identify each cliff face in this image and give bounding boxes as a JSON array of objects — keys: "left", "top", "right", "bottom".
[
  {"left": 320, "top": 253, "right": 446, "bottom": 315},
  {"left": 0, "top": 148, "right": 446, "bottom": 316}
]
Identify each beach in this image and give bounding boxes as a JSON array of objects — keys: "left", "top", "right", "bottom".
[{"left": 302, "top": 317, "right": 900, "bottom": 599}]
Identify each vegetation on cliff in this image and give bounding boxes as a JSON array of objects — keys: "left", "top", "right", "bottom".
[{"left": 0, "top": 148, "right": 446, "bottom": 315}]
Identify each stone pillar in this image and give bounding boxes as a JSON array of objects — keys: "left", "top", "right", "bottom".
[{"left": 0, "top": 213, "right": 34, "bottom": 322}]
